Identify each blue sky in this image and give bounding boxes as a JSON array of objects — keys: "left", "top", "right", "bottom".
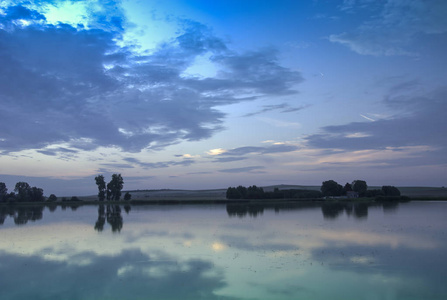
[{"left": 0, "top": 0, "right": 446, "bottom": 196}]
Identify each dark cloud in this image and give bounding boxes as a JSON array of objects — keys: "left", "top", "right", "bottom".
[
  {"left": 0, "top": 4, "right": 302, "bottom": 154},
  {"left": 218, "top": 166, "right": 265, "bottom": 173},
  {"left": 305, "top": 87, "right": 447, "bottom": 154}
]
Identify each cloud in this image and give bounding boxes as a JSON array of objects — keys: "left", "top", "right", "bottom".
[
  {"left": 212, "top": 157, "right": 247, "bottom": 163},
  {"left": 243, "top": 103, "right": 309, "bottom": 117},
  {"left": 0, "top": 4, "right": 302, "bottom": 155},
  {"left": 123, "top": 157, "right": 195, "bottom": 169},
  {"left": 330, "top": 0, "right": 447, "bottom": 56},
  {"left": 218, "top": 166, "right": 265, "bottom": 173},
  {"left": 218, "top": 144, "right": 299, "bottom": 156},
  {"left": 304, "top": 87, "right": 447, "bottom": 164}
]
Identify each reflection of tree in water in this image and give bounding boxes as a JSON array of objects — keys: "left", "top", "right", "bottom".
[
  {"left": 226, "top": 202, "right": 322, "bottom": 218},
  {"left": 0, "top": 206, "right": 44, "bottom": 225},
  {"left": 353, "top": 203, "right": 368, "bottom": 219},
  {"left": 226, "top": 204, "right": 264, "bottom": 218},
  {"left": 321, "top": 203, "right": 347, "bottom": 219},
  {"left": 321, "top": 202, "right": 400, "bottom": 220},
  {"left": 47, "top": 203, "right": 57, "bottom": 212},
  {"left": 95, "top": 205, "right": 106, "bottom": 232},
  {"left": 322, "top": 202, "right": 369, "bottom": 220},
  {"left": 95, "top": 205, "right": 124, "bottom": 233},
  {"left": 107, "top": 205, "right": 123, "bottom": 232},
  {"left": 382, "top": 201, "right": 399, "bottom": 213}
]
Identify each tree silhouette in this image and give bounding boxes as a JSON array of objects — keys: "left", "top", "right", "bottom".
[
  {"left": 321, "top": 180, "right": 343, "bottom": 197},
  {"left": 47, "top": 194, "right": 58, "bottom": 202},
  {"left": 352, "top": 180, "right": 367, "bottom": 197},
  {"left": 108, "top": 174, "right": 124, "bottom": 201},
  {"left": 0, "top": 182, "right": 7, "bottom": 202},
  {"left": 95, "top": 175, "right": 106, "bottom": 201},
  {"left": 124, "top": 192, "right": 131, "bottom": 201},
  {"left": 14, "top": 182, "right": 31, "bottom": 202}
]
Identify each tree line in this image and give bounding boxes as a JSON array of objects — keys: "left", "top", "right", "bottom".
[
  {"left": 226, "top": 180, "right": 401, "bottom": 200},
  {"left": 0, "top": 181, "right": 54, "bottom": 203},
  {"left": 320, "top": 179, "right": 401, "bottom": 198},
  {"left": 226, "top": 185, "right": 323, "bottom": 200},
  {"left": 1, "top": 173, "right": 131, "bottom": 204}
]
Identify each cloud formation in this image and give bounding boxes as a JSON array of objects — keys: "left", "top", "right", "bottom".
[
  {"left": 0, "top": 4, "right": 302, "bottom": 154},
  {"left": 305, "top": 86, "right": 447, "bottom": 165},
  {"left": 216, "top": 144, "right": 299, "bottom": 157}
]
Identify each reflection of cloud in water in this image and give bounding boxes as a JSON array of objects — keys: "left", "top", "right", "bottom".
[
  {"left": 309, "top": 229, "right": 438, "bottom": 250},
  {"left": 0, "top": 249, "right": 237, "bottom": 300},
  {"left": 310, "top": 243, "right": 447, "bottom": 298},
  {"left": 1, "top": 203, "right": 446, "bottom": 299},
  {"left": 212, "top": 242, "right": 226, "bottom": 251}
]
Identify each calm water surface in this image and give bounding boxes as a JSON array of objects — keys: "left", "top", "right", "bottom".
[{"left": 0, "top": 201, "right": 446, "bottom": 300}]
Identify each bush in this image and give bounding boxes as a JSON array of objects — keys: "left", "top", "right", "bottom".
[
  {"left": 124, "top": 192, "right": 132, "bottom": 201},
  {"left": 47, "top": 194, "right": 58, "bottom": 202}
]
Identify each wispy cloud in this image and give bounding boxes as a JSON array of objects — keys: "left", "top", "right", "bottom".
[
  {"left": 330, "top": 0, "right": 447, "bottom": 56},
  {"left": 218, "top": 166, "right": 265, "bottom": 173},
  {"left": 305, "top": 87, "right": 447, "bottom": 155},
  {"left": 123, "top": 157, "right": 195, "bottom": 169},
  {"left": 359, "top": 114, "right": 375, "bottom": 122},
  {"left": 243, "top": 103, "right": 309, "bottom": 117},
  {"left": 212, "top": 144, "right": 299, "bottom": 157}
]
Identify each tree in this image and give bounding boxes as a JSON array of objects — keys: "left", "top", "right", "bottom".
[
  {"left": 47, "top": 194, "right": 58, "bottom": 202},
  {"left": 381, "top": 186, "right": 401, "bottom": 196},
  {"left": 95, "top": 175, "right": 106, "bottom": 201},
  {"left": 15, "top": 182, "right": 31, "bottom": 202},
  {"left": 247, "top": 185, "right": 264, "bottom": 199},
  {"left": 124, "top": 192, "right": 132, "bottom": 201},
  {"left": 29, "top": 187, "right": 44, "bottom": 202},
  {"left": 321, "top": 180, "right": 343, "bottom": 197},
  {"left": 236, "top": 186, "right": 247, "bottom": 198},
  {"left": 108, "top": 174, "right": 124, "bottom": 201},
  {"left": 0, "top": 182, "right": 7, "bottom": 202},
  {"left": 226, "top": 187, "right": 239, "bottom": 199},
  {"left": 343, "top": 182, "right": 352, "bottom": 195},
  {"left": 352, "top": 180, "right": 368, "bottom": 197}
]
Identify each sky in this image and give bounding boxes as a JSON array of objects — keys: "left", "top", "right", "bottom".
[{"left": 0, "top": 0, "right": 446, "bottom": 196}]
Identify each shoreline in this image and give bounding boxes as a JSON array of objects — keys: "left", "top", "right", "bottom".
[{"left": 2, "top": 196, "right": 446, "bottom": 207}]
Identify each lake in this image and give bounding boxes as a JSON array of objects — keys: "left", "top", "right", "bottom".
[{"left": 1, "top": 201, "right": 446, "bottom": 300}]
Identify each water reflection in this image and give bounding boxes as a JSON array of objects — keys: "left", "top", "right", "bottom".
[
  {"left": 321, "top": 202, "right": 370, "bottom": 219},
  {"left": 0, "top": 204, "right": 127, "bottom": 233},
  {"left": 0, "top": 202, "right": 446, "bottom": 300},
  {"left": 94, "top": 204, "right": 126, "bottom": 232},
  {"left": 0, "top": 201, "right": 400, "bottom": 229},
  {"left": 225, "top": 201, "right": 398, "bottom": 220},
  {"left": 0, "top": 248, "right": 236, "bottom": 300},
  {"left": 0, "top": 205, "right": 44, "bottom": 225}
]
